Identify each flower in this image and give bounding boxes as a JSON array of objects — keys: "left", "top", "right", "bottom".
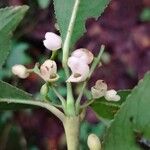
[
  {"left": 104, "top": 89, "right": 121, "bottom": 101},
  {"left": 40, "top": 59, "right": 57, "bottom": 81},
  {"left": 12, "top": 65, "right": 29, "bottom": 79},
  {"left": 67, "top": 57, "right": 89, "bottom": 82},
  {"left": 71, "top": 48, "right": 93, "bottom": 64},
  {"left": 43, "top": 32, "right": 62, "bottom": 51},
  {"left": 87, "top": 134, "right": 101, "bottom": 150},
  {"left": 67, "top": 48, "right": 93, "bottom": 82},
  {"left": 91, "top": 80, "right": 107, "bottom": 99}
]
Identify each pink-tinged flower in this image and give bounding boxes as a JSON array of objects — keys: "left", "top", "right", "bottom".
[
  {"left": 104, "top": 89, "right": 121, "bottom": 101},
  {"left": 40, "top": 59, "right": 57, "bottom": 81},
  {"left": 67, "top": 57, "right": 89, "bottom": 82},
  {"left": 71, "top": 48, "right": 94, "bottom": 64},
  {"left": 91, "top": 80, "right": 107, "bottom": 99},
  {"left": 12, "top": 64, "right": 29, "bottom": 79},
  {"left": 43, "top": 32, "right": 62, "bottom": 51}
]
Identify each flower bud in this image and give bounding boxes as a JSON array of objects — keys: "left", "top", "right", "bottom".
[
  {"left": 91, "top": 80, "right": 107, "bottom": 99},
  {"left": 43, "top": 32, "right": 62, "bottom": 51},
  {"left": 40, "top": 59, "right": 57, "bottom": 81},
  {"left": 71, "top": 48, "right": 94, "bottom": 64},
  {"left": 67, "top": 57, "right": 89, "bottom": 82},
  {"left": 104, "top": 89, "right": 121, "bottom": 101},
  {"left": 12, "top": 65, "right": 29, "bottom": 79},
  {"left": 40, "top": 83, "right": 48, "bottom": 98},
  {"left": 87, "top": 134, "right": 101, "bottom": 150}
]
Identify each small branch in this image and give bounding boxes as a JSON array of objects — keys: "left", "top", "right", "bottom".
[
  {"left": 89, "top": 45, "right": 105, "bottom": 77},
  {"left": 75, "top": 81, "right": 87, "bottom": 113},
  {"left": 62, "top": 0, "right": 80, "bottom": 67},
  {"left": 51, "top": 86, "right": 66, "bottom": 109},
  {"left": 80, "top": 99, "right": 95, "bottom": 109},
  {"left": 0, "top": 98, "right": 65, "bottom": 122}
]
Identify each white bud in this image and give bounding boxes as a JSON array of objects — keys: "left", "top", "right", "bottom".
[
  {"left": 71, "top": 48, "right": 94, "bottom": 64},
  {"left": 40, "top": 59, "right": 57, "bottom": 81},
  {"left": 105, "top": 89, "right": 121, "bottom": 101},
  {"left": 91, "top": 80, "right": 107, "bottom": 99},
  {"left": 67, "top": 57, "right": 89, "bottom": 82},
  {"left": 43, "top": 32, "right": 62, "bottom": 51},
  {"left": 12, "top": 65, "right": 29, "bottom": 79},
  {"left": 87, "top": 134, "right": 101, "bottom": 150}
]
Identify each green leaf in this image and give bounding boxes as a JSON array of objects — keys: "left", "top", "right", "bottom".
[
  {"left": 0, "top": 33, "right": 11, "bottom": 68},
  {"left": 0, "top": 5, "right": 29, "bottom": 33},
  {"left": 0, "top": 80, "right": 32, "bottom": 100},
  {"left": 0, "top": 80, "right": 34, "bottom": 110},
  {"left": 0, "top": 5, "right": 29, "bottom": 68},
  {"left": 54, "top": 0, "right": 110, "bottom": 47},
  {"left": 37, "top": 0, "right": 51, "bottom": 9},
  {"left": 90, "top": 90, "right": 131, "bottom": 119},
  {"left": 104, "top": 72, "right": 150, "bottom": 150}
]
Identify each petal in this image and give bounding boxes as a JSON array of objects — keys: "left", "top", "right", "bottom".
[
  {"left": 43, "top": 32, "right": 62, "bottom": 51},
  {"left": 71, "top": 48, "right": 94, "bottom": 64},
  {"left": 68, "top": 56, "right": 89, "bottom": 74}
]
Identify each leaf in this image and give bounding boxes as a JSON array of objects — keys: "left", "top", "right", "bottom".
[
  {"left": 0, "top": 33, "right": 11, "bottom": 68},
  {"left": 54, "top": 0, "right": 110, "bottom": 47},
  {"left": 0, "top": 80, "right": 33, "bottom": 110},
  {"left": 0, "top": 5, "right": 29, "bottom": 68},
  {"left": 90, "top": 90, "right": 131, "bottom": 119},
  {"left": 0, "top": 5, "right": 29, "bottom": 33},
  {"left": 0, "top": 80, "right": 32, "bottom": 100},
  {"left": 104, "top": 72, "right": 150, "bottom": 150},
  {"left": 37, "top": 0, "right": 51, "bottom": 9}
]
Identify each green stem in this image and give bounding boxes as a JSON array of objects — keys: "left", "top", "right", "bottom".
[
  {"left": 63, "top": 116, "right": 80, "bottom": 150},
  {"left": 52, "top": 86, "right": 66, "bottom": 110},
  {"left": 0, "top": 98, "right": 65, "bottom": 122},
  {"left": 62, "top": 0, "right": 80, "bottom": 116}
]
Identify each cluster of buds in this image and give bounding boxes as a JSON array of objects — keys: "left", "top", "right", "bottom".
[
  {"left": 91, "top": 80, "right": 120, "bottom": 101},
  {"left": 67, "top": 48, "right": 94, "bottom": 82},
  {"left": 12, "top": 32, "right": 61, "bottom": 82}
]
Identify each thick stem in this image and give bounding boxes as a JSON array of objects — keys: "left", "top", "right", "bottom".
[{"left": 63, "top": 116, "right": 80, "bottom": 150}]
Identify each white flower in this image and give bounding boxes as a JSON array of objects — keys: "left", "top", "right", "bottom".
[
  {"left": 12, "top": 65, "right": 29, "bottom": 79},
  {"left": 87, "top": 134, "right": 101, "bottom": 150},
  {"left": 104, "top": 89, "right": 121, "bottom": 101},
  {"left": 40, "top": 59, "right": 57, "bottom": 81},
  {"left": 91, "top": 80, "right": 107, "bottom": 99},
  {"left": 67, "top": 57, "right": 89, "bottom": 82},
  {"left": 71, "top": 48, "right": 93, "bottom": 64},
  {"left": 43, "top": 32, "right": 62, "bottom": 51}
]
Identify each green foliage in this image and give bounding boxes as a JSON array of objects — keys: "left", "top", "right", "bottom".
[
  {"left": 0, "top": 80, "right": 32, "bottom": 100},
  {"left": 7, "top": 42, "right": 31, "bottom": 68},
  {"left": 140, "top": 8, "right": 150, "bottom": 21},
  {"left": 90, "top": 90, "right": 131, "bottom": 119},
  {"left": 37, "top": 0, "right": 51, "bottom": 9},
  {"left": 0, "top": 80, "right": 33, "bottom": 110},
  {"left": 0, "top": 42, "right": 31, "bottom": 79},
  {"left": 0, "top": 5, "right": 29, "bottom": 68},
  {"left": 104, "top": 72, "right": 150, "bottom": 150},
  {"left": 53, "top": 0, "right": 110, "bottom": 47}
]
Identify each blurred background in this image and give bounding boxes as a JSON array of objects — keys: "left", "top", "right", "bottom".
[{"left": 0, "top": 0, "right": 150, "bottom": 149}]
